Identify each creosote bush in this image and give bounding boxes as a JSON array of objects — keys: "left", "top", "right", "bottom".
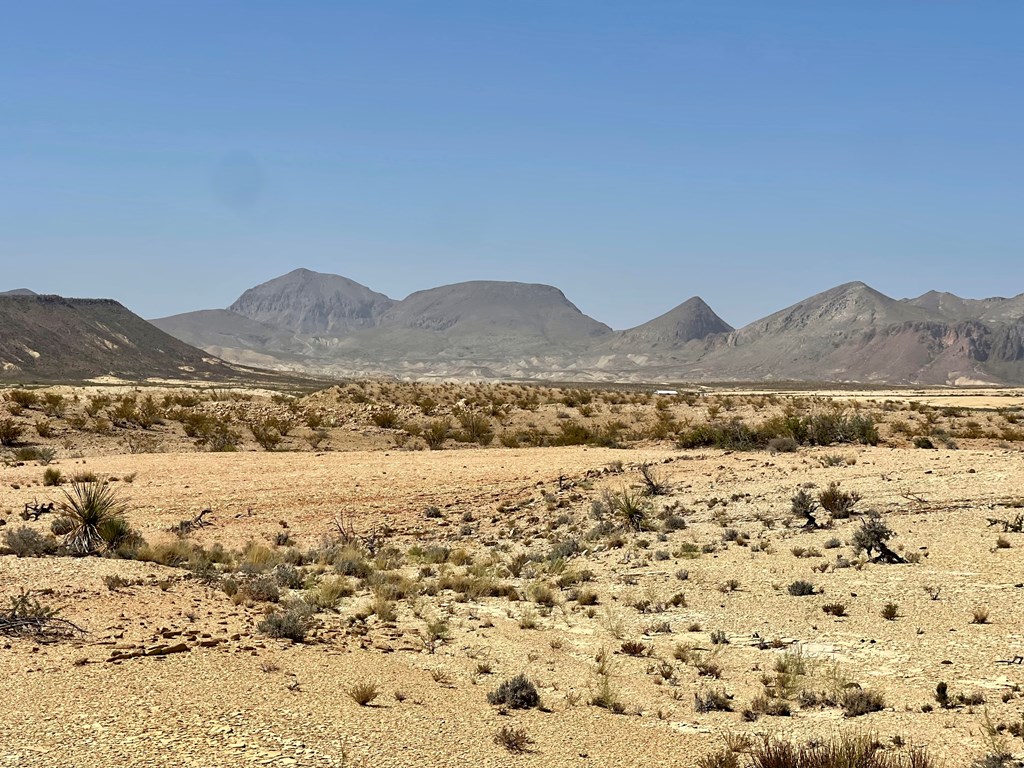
[{"left": 487, "top": 674, "right": 540, "bottom": 710}]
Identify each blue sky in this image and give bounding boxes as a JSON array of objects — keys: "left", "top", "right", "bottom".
[{"left": 2, "top": 2, "right": 1022, "bottom": 329}]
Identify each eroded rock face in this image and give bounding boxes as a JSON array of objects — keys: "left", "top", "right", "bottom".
[{"left": 990, "top": 321, "right": 1024, "bottom": 362}]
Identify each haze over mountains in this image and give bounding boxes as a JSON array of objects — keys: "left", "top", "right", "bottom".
[
  {"left": 147, "top": 268, "right": 1024, "bottom": 385},
  {"left": 3, "top": 268, "right": 1023, "bottom": 384}
]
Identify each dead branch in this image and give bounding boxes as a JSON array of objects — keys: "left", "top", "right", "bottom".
[
  {"left": 169, "top": 508, "right": 214, "bottom": 537},
  {"left": 20, "top": 500, "right": 55, "bottom": 521}
]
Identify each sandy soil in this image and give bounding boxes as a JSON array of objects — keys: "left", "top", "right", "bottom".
[{"left": 2, "top": 387, "right": 1024, "bottom": 767}]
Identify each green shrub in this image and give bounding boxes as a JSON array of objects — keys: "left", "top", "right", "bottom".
[
  {"left": 0, "top": 417, "right": 24, "bottom": 446},
  {"left": 56, "top": 479, "right": 132, "bottom": 555},
  {"left": 42, "top": 468, "right": 64, "bottom": 486},
  {"left": 423, "top": 418, "right": 451, "bottom": 450}
]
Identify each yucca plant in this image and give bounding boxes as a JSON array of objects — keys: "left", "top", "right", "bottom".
[
  {"left": 56, "top": 479, "right": 130, "bottom": 555},
  {"left": 603, "top": 487, "right": 651, "bottom": 532}
]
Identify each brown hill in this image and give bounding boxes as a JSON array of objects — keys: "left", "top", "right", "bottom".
[{"left": 0, "top": 295, "right": 237, "bottom": 382}]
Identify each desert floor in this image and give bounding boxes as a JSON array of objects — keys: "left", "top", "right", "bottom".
[{"left": 1, "top": 387, "right": 1023, "bottom": 767}]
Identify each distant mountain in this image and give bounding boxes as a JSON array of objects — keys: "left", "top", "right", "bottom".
[
  {"left": 229, "top": 268, "right": 395, "bottom": 334},
  {"left": 150, "top": 309, "right": 315, "bottom": 371},
  {"left": 612, "top": 297, "right": 733, "bottom": 348},
  {"left": 903, "top": 290, "right": 1004, "bottom": 322},
  {"left": 0, "top": 295, "right": 231, "bottom": 381},
  {"left": 693, "top": 282, "right": 1004, "bottom": 384},
  {"left": 0, "top": 288, "right": 37, "bottom": 296},
  {"left": 150, "top": 270, "right": 1024, "bottom": 385},
  {"left": 380, "top": 281, "right": 611, "bottom": 345},
  {"left": 979, "top": 294, "right": 1024, "bottom": 325}
]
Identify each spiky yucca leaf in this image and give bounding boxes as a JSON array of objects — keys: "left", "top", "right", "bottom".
[{"left": 57, "top": 480, "right": 129, "bottom": 555}]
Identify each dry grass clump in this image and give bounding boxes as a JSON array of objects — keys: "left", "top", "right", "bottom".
[
  {"left": 347, "top": 681, "right": 379, "bottom": 706},
  {"left": 494, "top": 725, "right": 534, "bottom": 754},
  {"left": 702, "top": 734, "right": 936, "bottom": 768},
  {"left": 258, "top": 602, "right": 314, "bottom": 642}
]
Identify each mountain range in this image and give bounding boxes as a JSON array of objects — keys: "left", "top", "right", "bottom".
[
  {"left": 145, "top": 268, "right": 1024, "bottom": 385},
  {"left": 2, "top": 269, "right": 1022, "bottom": 384}
]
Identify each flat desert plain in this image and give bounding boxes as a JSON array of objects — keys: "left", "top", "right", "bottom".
[{"left": 1, "top": 384, "right": 1023, "bottom": 767}]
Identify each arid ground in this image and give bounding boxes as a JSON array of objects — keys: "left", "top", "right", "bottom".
[{"left": 1, "top": 382, "right": 1023, "bottom": 767}]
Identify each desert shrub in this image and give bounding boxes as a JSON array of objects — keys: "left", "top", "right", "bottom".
[
  {"left": 273, "top": 564, "right": 303, "bottom": 589},
  {"left": 243, "top": 576, "right": 280, "bottom": 603},
  {"left": 457, "top": 411, "right": 494, "bottom": 445},
  {"left": 971, "top": 606, "right": 990, "bottom": 625},
  {"left": 913, "top": 436, "right": 936, "bottom": 449},
  {"left": 180, "top": 413, "right": 241, "bottom": 451},
  {"left": 787, "top": 580, "right": 816, "bottom": 596},
  {"left": 749, "top": 734, "right": 933, "bottom": 768},
  {"left": 98, "top": 515, "right": 144, "bottom": 554},
  {"left": 663, "top": 513, "right": 687, "bottom": 531},
  {"left": 42, "top": 468, "right": 64, "bottom": 486},
  {"left": 822, "top": 602, "right": 847, "bottom": 617},
  {"left": 423, "top": 418, "right": 451, "bottom": 450},
  {"left": 840, "top": 687, "right": 886, "bottom": 717},
  {"left": 494, "top": 725, "right": 534, "bottom": 754},
  {"left": 604, "top": 488, "right": 651, "bottom": 532},
  {"left": 791, "top": 489, "right": 825, "bottom": 529},
  {"left": 3, "top": 526, "right": 58, "bottom": 557},
  {"left": 249, "top": 415, "right": 293, "bottom": 450},
  {"left": 6, "top": 389, "right": 39, "bottom": 408},
  {"left": 620, "top": 640, "right": 651, "bottom": 657},
  {"left": 103, "top": 574, "right": 133, "bottom": 591},
  {"left": 819, "top": 481, "right": 861, "bottom": 518},
  {"left": 851, "top": 512, "right": 897, "bottom": 560},
  {"left": 698, "top": 749, "right": 741, "bottom": 768},
  {"left": 0, "top": 417, "right": 24, "bottom": 446},
  {"left": 56, "top": 479, "right": 132, "bottom": 555},
  {"left": 258, "top": 602, "right": 314, "bottom": 641},
  {"left": 34, "top": 419, "right": 54, "bottom": 438},
  {"left": 694, "top": 688, "right": 733, "bottom": 713},
  {"left": 487, "top": 674, "right": 540, "bottom": 710},
  {"left": 307, "top": 576, "right": 355, "bottom": 611},
  {"left": 638, "top": 463, "right": 669, "bottom": 496},
  {"left": 239, "top": 542, "right": 280, "bottom": 573},
  {"left": 749, "top": 694, "right": 792, "bottom": 717},
  {"left": 371, "top": 408, "right": 400, "bottom": 429},
  {"left": 881, "top": 602, "right": 898, "bottom": 620},
  {"left": 347, "top": 682, "right": 379, "bottom": 706},
  {"left": 331, "top": 545, "right": 373, "bottom": 578}
]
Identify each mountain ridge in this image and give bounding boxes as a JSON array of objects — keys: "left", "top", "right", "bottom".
[{"left": 149, "top": 270, "right": 1024, "bottom": 384}]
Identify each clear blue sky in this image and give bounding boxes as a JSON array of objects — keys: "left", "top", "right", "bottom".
[{"left": 2, "top": 2, "right": 1022, "bottom": 329}]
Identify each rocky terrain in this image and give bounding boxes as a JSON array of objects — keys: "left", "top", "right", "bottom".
[{"left": 1, "top": 381, "right": 1024, "bottom": 766}]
